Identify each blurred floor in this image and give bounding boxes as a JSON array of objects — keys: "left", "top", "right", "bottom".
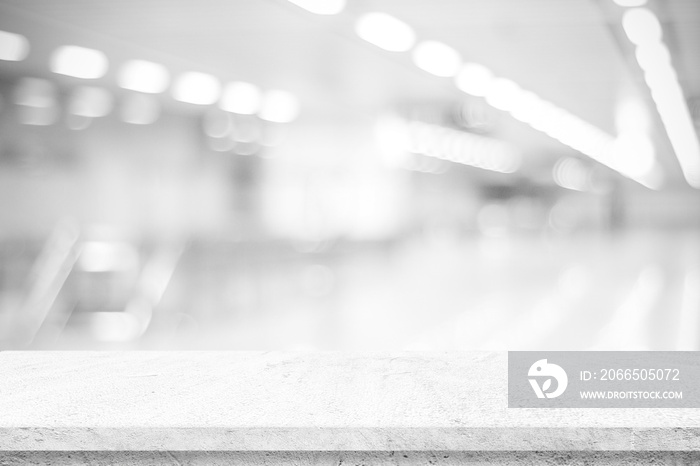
[{"left": 3, "top": 228, "right": 696, "bottom": 351}]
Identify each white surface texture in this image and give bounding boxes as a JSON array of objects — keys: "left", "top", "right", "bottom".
[{"left": 0, "top": 351, "right": 699, "bottom": 451}]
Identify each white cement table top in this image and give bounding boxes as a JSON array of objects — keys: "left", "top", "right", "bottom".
[{"left": 0, "top": 351, "right": 699, "bottom": 451}]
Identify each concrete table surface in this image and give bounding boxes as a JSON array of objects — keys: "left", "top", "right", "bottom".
[{"left": 1, "top": 351, "right": 699, "bottom": 452}]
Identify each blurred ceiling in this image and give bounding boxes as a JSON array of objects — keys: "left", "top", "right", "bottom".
[{"left": 0, "top": 0, "right": 699, "bottom": 188}]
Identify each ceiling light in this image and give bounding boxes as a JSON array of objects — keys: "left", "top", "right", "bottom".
[
  {"left": 50, "top": 45, "right": 108, "bottom": 79},
  {"left": 612, "top": 132, "right": 656, "bottom": 179},
  {"left": 0, "top": 30, "right": 29, "bottom": 61},
  {"left": 485, "top": 81, "right": 651, "bottom": 185},
  {"left": 219, "top": 81, "right": 262, "bottom": 114},
  {"left": 172, "top": 72, "right": 221, "bottom": 105},
  {"left": 622, "top": 8, "right": 662, "bottom": 46},
  {"left": 634, "top": 42, "right": 670, "bottom": 71},
  {"left": 118, "top": 60, "right": 170, "bottom": 93},
  {"left": 484, "top": 78, "right": 522, "bottom": 111},
  {"left": 455, "top": 63, "right": 494, "bottom": 96},
  {"left": 286, "top": 0, "right": 345, "bottom": 15},
  {"left": 624, "top": 12, "right": 700, "bottom": 187},
  {"left": 412, "top": 41, "right": 461, "bottom": 77},
  {"left": 508, "top": 91, "right": 544, "bottom": 123},
  {"left": 355, "top": 12, "right": 416, "bottom": 52},
  {"left": 653, "top": 92, "right": 700, "bottom": 187},
  {"left": 259, "top": 90, "right": 300, "bottom": 123}
]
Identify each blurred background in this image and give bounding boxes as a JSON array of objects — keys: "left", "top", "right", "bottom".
[{"left": 0, "top": 0, "right": 698, "bottom": 351}]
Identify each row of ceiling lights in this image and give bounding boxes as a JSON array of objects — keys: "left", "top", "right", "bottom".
[
  {"left": 358, "top": 10, "right": 656, "bottom": 189},
  {"left": 2, "top": 0, "right": 696, "bottom": 188},
  {"left": 0, "top": 31, "right": 300, "bottom": 124},
  {"left": 620, "top": 6, "right": 700, "bottom": 188},
  {"left": 6, "top": 75, "right": 283, "bottom": 154},
  {"left": 359, "top": 11, "right": 655, "bottom": 188},
  {"left": 288, "top": 0, "right": 699, "bottom": 190}
]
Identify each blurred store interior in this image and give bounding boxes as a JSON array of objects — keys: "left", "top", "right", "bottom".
[{"left": 0, "top": 0, "right": 698, "bottom": 350}]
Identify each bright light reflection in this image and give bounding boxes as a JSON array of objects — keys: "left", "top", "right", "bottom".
[
  {"left": 615, "top": 98, "right": 650, "bottom": 133},
  {"left": 172, "top": 72, "right": 221, "bottom": 105},
  {"left": 355, "top": 12, "right": 416, "bottom": 52},
  {"left": 508, "top": 91, "right": 543, "bottom": 123},
  {"left": 484, "top": 78, "right": 522, "bottom": 111},
  {"left": 0, "top": 30, "right": 29, "bottom": 61},
  {"left": 259, "top": 90, "right": 300, "bottom": 123},
  {"left": 455, "top": 63, "right": 494, "bottom": 96},
  {"left": 458, "top": 69, "right": 657, "bottom": 187},
  {"left": 622, "top": 8, "right": 662, "bottom": 45},
  {"left": 412, "top": 41, "right": 461, "bottom": 77},
  {"left": 79, "top": 241, "right": 139, "bottom": 272},
  {"left": 612, "top": 132, "right": 656, "bottom": 179},
  {"left": 118, "top": 59, "right": 170, "bottom": 94},
  {"left": 219, "top": 81, "right": 262, "bottom": 115},
  {"left": 624, "top": 8, "right": 700, "bottom": 187},
  {"left": 50, "top": 45, "right": 108, "bottom": 79},
  {"left": 635, "top": 42, "right": 670, "bottom": 71}
]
